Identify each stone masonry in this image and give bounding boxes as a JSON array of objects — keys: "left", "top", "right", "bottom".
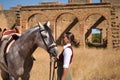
[{"left": 0, "top": 0, "right": 120, "bottom": 49}]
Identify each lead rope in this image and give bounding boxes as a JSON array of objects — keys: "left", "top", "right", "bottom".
[
  {"left": 52, "top": 57, "right": 57, "bottom": 80},
  {"left": 49, "top": 54, "right": 57, "bottom": 80},
  {"left": 49, "top": 54, "right": 52, "bottom": 80}
]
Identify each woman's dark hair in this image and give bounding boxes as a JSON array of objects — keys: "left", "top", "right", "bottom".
[{"left": 65, "top": 32, "right": 80, "bottom": 47}]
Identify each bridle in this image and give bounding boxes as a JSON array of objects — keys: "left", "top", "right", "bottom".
[
  {"left": 38, "top": 26, "right": 57, "bottom": 80},
  {"left": 38, "top": 26, "right": 56, "bottom": 56}
]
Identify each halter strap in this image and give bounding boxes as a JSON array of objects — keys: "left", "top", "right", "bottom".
[
  {"left": 38, "top": 26, "right": 56, "bottom": 55},
  {"left": 39, "top": 28, "right": 49, "bottom": 51}
]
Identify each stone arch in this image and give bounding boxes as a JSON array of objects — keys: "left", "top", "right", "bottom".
[
  {"left": 26, "top": 13, "right": 48, "bottom": 29},
  {"left": 55, "top": 12, "right": 81, "bottom": 45},
  {"left": 84, "top": 13, "right": 109, "bottom": 22},
  {"left": 84, "top": 13, "right": 109, "bottom": 48}
]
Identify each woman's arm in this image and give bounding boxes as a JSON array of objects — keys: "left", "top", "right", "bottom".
[{"left": 61, "top": 48, "right": 72, "bottom": 80}]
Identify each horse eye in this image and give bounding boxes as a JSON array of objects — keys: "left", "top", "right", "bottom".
[{"left": 43, "top": 35, "right": 47, "bottom": 38}]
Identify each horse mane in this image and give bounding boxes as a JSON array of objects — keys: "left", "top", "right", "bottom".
[
  {"left": 20, "top": 26, "right": 39, "bottom": 39},
  {"left": 23, "top": 26, "right": 39, "bottom": 35},
  {"left": 19, "top": 24, "right": 52, "bottom": 41}
]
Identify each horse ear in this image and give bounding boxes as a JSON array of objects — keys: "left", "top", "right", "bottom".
[
  {"left": 46, "top": 21, "right": 50, "bottom": 28},
  {"left": 38, "top": 22, "right": 44, "bottom": 29}
]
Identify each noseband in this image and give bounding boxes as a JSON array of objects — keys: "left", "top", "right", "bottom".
[{"left": 38, "top": 27, "right": 56, "bottom": 54}]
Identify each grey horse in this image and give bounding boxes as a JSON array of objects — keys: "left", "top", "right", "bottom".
[{"left": 0, "top": 21, "right": 58, "bottom": 80}]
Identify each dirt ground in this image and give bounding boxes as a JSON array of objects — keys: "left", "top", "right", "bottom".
[{"left": 0, "top": 46, "right": 120, "bottom": 80}]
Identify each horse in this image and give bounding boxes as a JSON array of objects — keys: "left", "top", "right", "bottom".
[{"left": 0, "top": 21, "right": 58, "bottom": 80}]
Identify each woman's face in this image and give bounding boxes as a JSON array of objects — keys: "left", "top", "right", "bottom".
[{"left": 63, "top": 34, "right": 70, "bottom": 45}]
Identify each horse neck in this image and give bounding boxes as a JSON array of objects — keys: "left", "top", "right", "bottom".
[{"left": 17, "top": 30, "right": 38, "bottom": 58}]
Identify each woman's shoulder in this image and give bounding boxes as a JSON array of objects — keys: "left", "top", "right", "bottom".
[{"left": 63, "top": 47, "right": 72, "bottom": 55}]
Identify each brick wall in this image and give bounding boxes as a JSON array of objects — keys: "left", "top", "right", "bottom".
[{"left": 0, "top": 2, "right": 120, "bottom": 49}]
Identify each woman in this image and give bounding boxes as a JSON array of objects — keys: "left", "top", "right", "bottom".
[{"left": 57, "top": 32, "right": 79, "bottom": 80}]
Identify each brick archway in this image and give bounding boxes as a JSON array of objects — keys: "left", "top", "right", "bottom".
[
  {"left": 84, "top": 13, "right": 109, "bottom": 48},
  {"left": 27, "top": 13, "right": 48, "bottom": 29},
  {"left": 20, "top": 11, "right": 48, "bottom": 31},
  {"left": 55, "top": 12, "right": 81, "bottom": 45}
]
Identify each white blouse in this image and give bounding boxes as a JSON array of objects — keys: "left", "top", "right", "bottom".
[{"left": 63, "top": 43, "right": 72, "bottom": 68}]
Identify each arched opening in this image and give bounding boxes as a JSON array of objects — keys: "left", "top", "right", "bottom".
[
  {"left": 27, "top": 13, "right": 48, "bottom": 29},
  {"left": 85, "top": 14, "right": 108, "bottom": 48},
  {"left": 55, "top": 13, "right": 80, "bottom": 45}
]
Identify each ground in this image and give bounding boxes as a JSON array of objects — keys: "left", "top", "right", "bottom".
[{"left": 0, "top": 46, "right": 120, "bottom": 80}]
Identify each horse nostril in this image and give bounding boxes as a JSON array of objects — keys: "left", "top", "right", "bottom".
[
  {"left": 51, "top": 48, "right": 58, "bottom": 57},
  {"left": 55, "top": 48, "right": 58, "bottom": 56},
  {"left": 54, "top": 51, "right": 57, "bottom": 57}
]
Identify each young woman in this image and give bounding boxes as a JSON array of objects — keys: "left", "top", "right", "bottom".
[{"left": 57, "top": 32, "right": 79, "bottom": 80}]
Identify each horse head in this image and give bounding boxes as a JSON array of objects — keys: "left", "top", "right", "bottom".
[{"left": 37, "top": 21, "right": 58, "bottom": 57}]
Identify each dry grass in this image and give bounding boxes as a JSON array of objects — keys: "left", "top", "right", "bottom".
[
  {"left": 0, "top": 47, "right": 120, "bottom": 80},
  {"left": 71, "top": 48, "right": 120, "bottom": 80}
]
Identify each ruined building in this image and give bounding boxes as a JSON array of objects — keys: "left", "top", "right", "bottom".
[{"left": 0, "top": 0, "right": 120, "bottom": 49}]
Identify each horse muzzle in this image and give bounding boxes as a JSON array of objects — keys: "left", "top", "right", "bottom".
[{"left": 48, "top": 44, "right": 58, "bottom": 57}]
